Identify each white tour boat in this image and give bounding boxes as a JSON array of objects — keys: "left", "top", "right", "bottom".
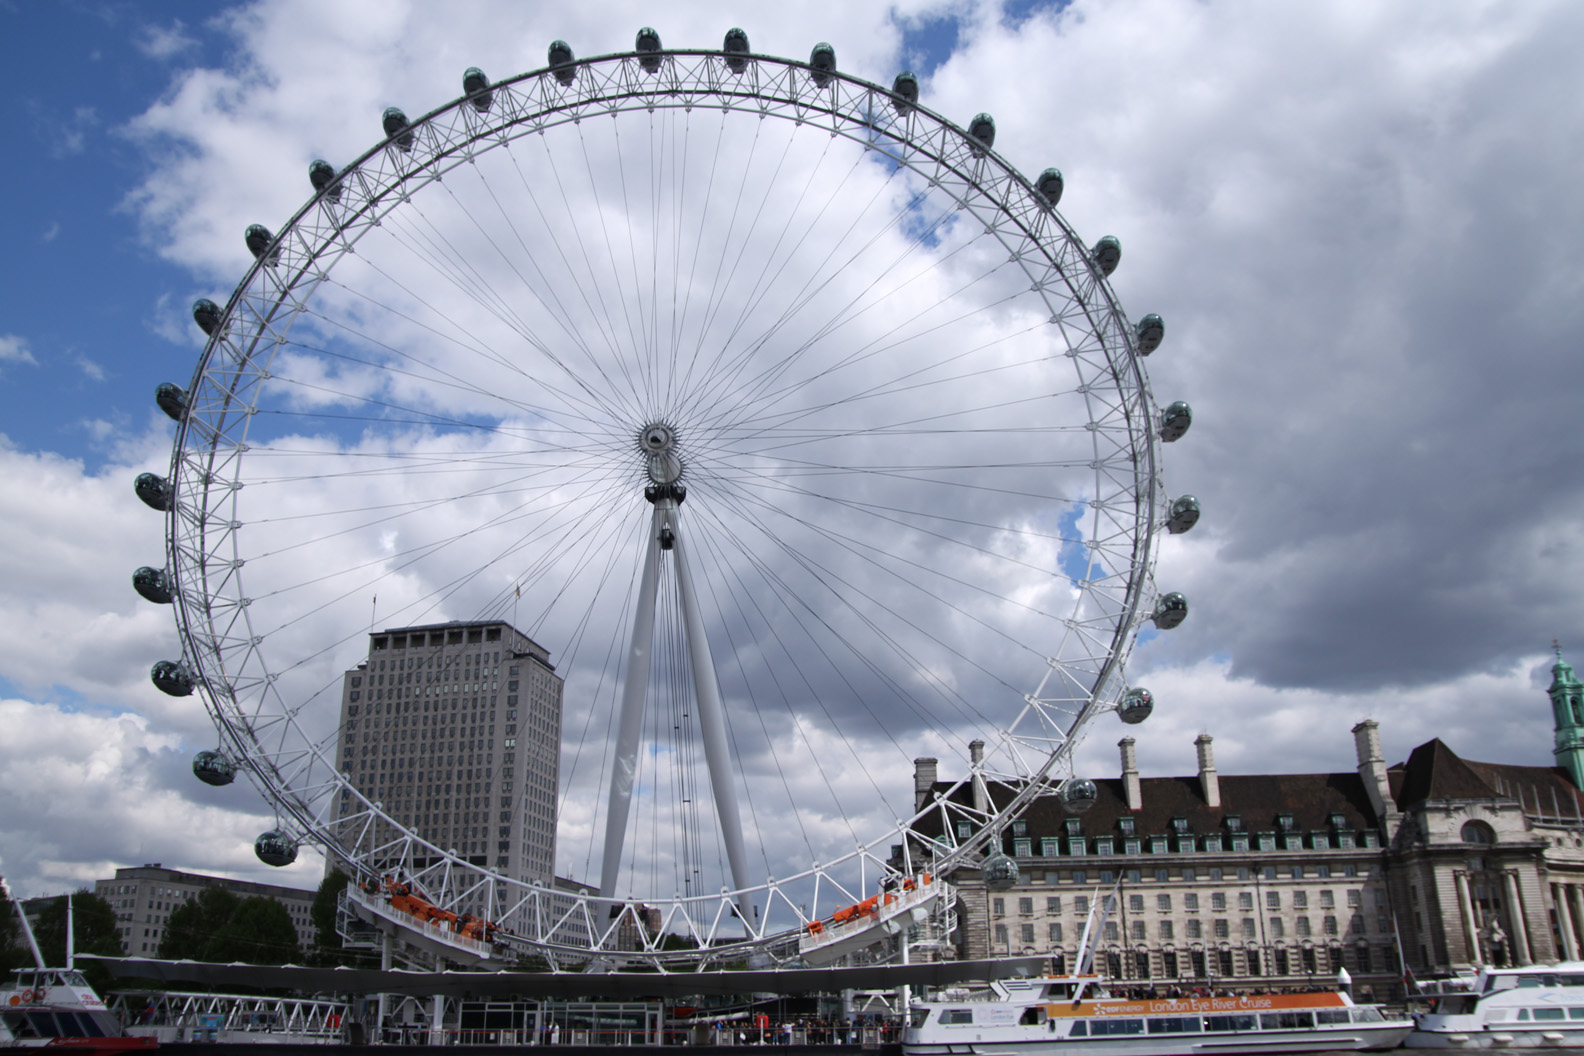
[
  {"left": 903, "top": 976, "right": 1413, "bottom": 1055},
  {"left": 1406, "top": 961, "right": 1584, "bottom": 1048}
]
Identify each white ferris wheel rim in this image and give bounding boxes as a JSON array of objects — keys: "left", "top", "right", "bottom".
[{"left": 158, "top": 42, "right": 1167, "bottom": 966}]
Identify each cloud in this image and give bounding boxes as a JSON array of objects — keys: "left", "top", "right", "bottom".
[
  {"left": 5, "top": 0, "right": 1578, "bottom": 924},
  {"left": 0, "top": 334, "right": 38, "bottom": 368},
  {"left": 134, "top": 19, "right": 198, "bottom": 61},
  {"left": 41, "top": 222, "right": 59, "bottom": 243}
]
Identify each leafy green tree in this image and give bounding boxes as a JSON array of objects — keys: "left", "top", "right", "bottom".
[
  {"left": 157, "top": 887, "right": 298, "bottom": 964},
  {"left": 0, "top": 879, "right": 34, "bottom": 975},
  {"left": 158, "top": 887, "right": 239, "bottom": 961},
  {"left": 309, "top": 868, "right": 361, "bottom": 966},
  {"left": 33, "top": 891, "right": 124, "bottom": 991},
  {"left": 208, "top": 897, "right": 299, "bottom": 965}
]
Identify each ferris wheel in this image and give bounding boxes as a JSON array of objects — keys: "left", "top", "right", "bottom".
[{"left": 132, "top": 30, "right": 1197, "bottom": 968}]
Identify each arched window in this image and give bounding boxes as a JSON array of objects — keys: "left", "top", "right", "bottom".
[
  {"left": 1461, "top": 820, "right": 1496, "bottom": 844},
  {"left": 1572, "top": 695, "right": 1582, "bottom": 725}
]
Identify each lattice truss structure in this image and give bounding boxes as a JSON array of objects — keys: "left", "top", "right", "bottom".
[{"left": 148, "top": 40, "right": 1187, "bottom": 969}]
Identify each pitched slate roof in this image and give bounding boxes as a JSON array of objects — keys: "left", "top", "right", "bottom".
[{"left": 914, "top": 768, "right": 1378, "bottom": 841}]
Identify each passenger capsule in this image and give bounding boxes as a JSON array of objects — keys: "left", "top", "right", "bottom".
[
  {"left": 382, "top": 107, "right": 414, "bottom": 151},
  {"left": 548, "top": 40, "right": 576, "bottom": 86},
  {"left": 132, "top": 566, "right": 173, "bottom": 605},
  {"left": 1136, "top": 313, "right": 1165, "bottom": 355},
  {"left": 255, "top": 830, "right": 299, "bottom": 868},
  {"left": 891, "top": 71, "right": 919, "bottom": 114},
  {"left": 151, "top": 660, "right": 194, "bottom": 697},
  {"left": 982, "top": 853, "right": 1020, "bottom": 892},
  {"left": 1152, "top": 592, "right": 1188, "bottom": 630},
  {"left": 134, "top": 472, "right": 172, "bottom": 511},
  {"left": 462, "top": 67, "right": 493, "bottom": 113},
  {"left": 809, "top": 42, "right": 835, "bottom": 88},
  {"left": 192, "top": 750, "right": 237, "bottom": 787},
  {"left": 1036, "top": 168, "right": 1064, "bottom": 207},
  {"left": 1118, "top": 687, "right": 1153, "bottom": 725},
  {"left": 636, "top": 28, "right": 662, "bottom": 73},
  {"left": 723, "top": 28, "right": 750, "bottom": 74},
  {"left": 308, "top": 159, "right": 341, "bottom": 203},
  {"left": 192, "top": 298, "right": 221, "bottom": 336},
  {"left": 244, "top": 224, "right": 278, "bottom": 264},
  {"left": 155, "top": 382, "right": 187, "bottom": 422},
  {"left": 1166, "top": 495, "right": 1201, "bottom": 535},
  {"left": 1061, "top": 778, "right": 1099, "bottom": 813},
  {"left": 1159, "top": 400, "right": 1193, "bottom": 442},
  {"left": 1091, "top": 235, "right": 1122, "bottom": 276},
  {"left": 968, "top": 113, "right": 996, "bottom": 151}
]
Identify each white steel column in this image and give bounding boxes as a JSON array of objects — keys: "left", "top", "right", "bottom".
[
  {"left": 667, "top": 502, "right": 753, "bottom": 913},
  {"left": 599, "top": 505, "right": 665, "bottom": 901}
]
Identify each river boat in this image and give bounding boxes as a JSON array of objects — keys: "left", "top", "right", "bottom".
[
  {"left": 1, "top": 967, "right": 157, "bottom": 1055},
  {"left": 903, "top": 975, "right": 1413, "bottom": 1055},
  {"left": 1406, "top": 961, "right": 1584, "bottom": 1048}
]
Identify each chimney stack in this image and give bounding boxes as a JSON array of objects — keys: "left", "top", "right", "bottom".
[
  {"left": 914, "top": 757, "right": 938, "bottom": 811},
  {"left": 970, "top": 739, "right": 988, "bottom": 814},
  {"left": 1195, "top": 734, "right": 1221, "bottom": 808},
  {"left": 1353, "top": 719, "right": 1400, "bottom": 836},
  {"left": 1119, "top": 737, "right": 1142, "bottom": 811}
]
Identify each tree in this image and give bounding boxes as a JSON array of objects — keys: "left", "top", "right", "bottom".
[
  {"left": 158, "top": 886, "right": 239, "bottom": 961},
  {"left": 0, "top": 878, "right": 34, "bottom": 976},
  {"left": 308, "top": 868, "right": 363, "bottom": 966},
  {"left": 157, "top": 887, "right": 298, "bottom": 965},
  {"left": 33, "top": 890, "right": 124, "bottom": 991}
]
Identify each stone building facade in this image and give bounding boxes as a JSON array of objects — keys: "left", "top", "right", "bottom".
[
  {"left": 915, "top": 651, "right": 1584, "bottom": 994},
  {"left": 93, "top": 864, "right": 317, "bottom": 956}
]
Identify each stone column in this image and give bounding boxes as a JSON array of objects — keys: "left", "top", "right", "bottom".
[
  {"left": 1455, "top": 872, "right": 1481, "bottom": 965},
  {"left": 1570, "top": 885, "right": 1584, "bottom": 962},
  {"left": 1504, "top": 871, "right": 1532, "bottom": 966},
  {"left": 1557, "top": 883, "right": 1579, "bottom": 961}
]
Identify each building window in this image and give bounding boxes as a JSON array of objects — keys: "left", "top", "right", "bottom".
[
  {"left": 1204, "top": 836, "right": 1224, "bottom": 852},
  {"left": 1020, "top": 923, "right": 1036, "bottom": 945},
  {"left": 1277, "top": 813, "right": 1295, "bottom": 832},
  {"left": 1239, "top": 892, "right": 1254, "bottom": 910},
  {"left": 1046, "top": 896, "right": 1061, "bottom": 914},
  {"left": 1184, "top": 893, "right": 1199, "bottom": 911},
  {"left": 1290, "top": 865, "right": 1304, "bottom": 880},
  {"left": 1270, "top": 918, "right": 1284, "bottom": 938},
  {"left": 1319, "top": 890, "right": 1335, "bottom": 909},
  {"left": 1159, "top": 920, "right": 1174, "bottom": 940},
  {"left": 992, "top": 897, "right": 1005, "bottom": 916},
  {"left": 1241, "top": 918, "right": 1256, "bottom": 939},
  {"left": 1293, "top": 891, "right": 1308, "bottom": 909},
  {"left": 1068, "top": 838, "right": 1087, "bottom": 856},
  {"left": 1157, "top": 894, "right": 1171, "bottom": 912},
  {"left": 1129, "top": 894, "right": 1145, "bottom": 912},
  {"left": 1324, "top": 916, "right": 1339, "bottom": 936},
  {"left": 1150, "top": 837, "right": 1169, "bottom": 854},
  {"left": 1186, "top": 920, "right": 1202, "bottom": 939},
  {"left": 1246, "top": 948, "right": 1261, "bottom": 975},
  {"left": 1123, "top": 838, "right": 1141, "bottom": 855},
  {"left": 1012, "top": 819, "right": 1028, "bottom": 838},
  {"left": 1316, "top": 865, "right": 1331, "bottom": 879},
  {"left": 1049, "top": 922, "right": 1063, "bottom": 943},
  {"left": 1119, "top": 817, "right": 1136, "bottom": 837},
  {"left": 1296, "top": 917, "right": 1312, "bottom": 937},
  {"left": 1214, "top": 919, "right": 1229, "bottom": 939},
  {"left": 1018, "top": 897, "right": 1033, "bottom": 915},
  {"left": 1041, "top": 837, "right": 1059, "bottom": 857},
  {"left": 1257, "top": 834, "right": 1276, "bottom": 851},
  {"left": 1014, "top": 838, "right": 1032, "bottom": 858},
  {"left": 1075, "top": 896, "right": 1089, "bottom": 915},
  {"left": 956, "top": 820, "right": 971, "bottom": 840},
  {"left": 1211, "top": 893, "right": 1227, "bottom": 911},
  {"left": 1103, "top": 921, "right": 1119, "bottom": 942},
  {"left": 994, "top": 924, "right": 1008, "bottom": 947},
  {"left": 1132, "top": 920, "right": 1147, "bottom": 940},
  {"left": 1094, "top": 837, "right": 1114, "bottom": 855}
]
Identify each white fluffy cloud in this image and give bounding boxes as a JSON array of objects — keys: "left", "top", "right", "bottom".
[{"left": 5, "top": 0, "right": 1583, "bottom": 913}]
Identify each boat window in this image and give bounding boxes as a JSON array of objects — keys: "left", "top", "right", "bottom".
[
  {"left": 1534, "top": 1008, "right": 1566, "bottom": 1021},
  {"left": 1088, "top": 1018, "right": 1143, "bottom": 1036},
  {"left": 3, "top": 1011, "right": 40, "bottom": 1039},
  {"left": 1517, "top": 1009, "right": 1531, "bottom": 1020},
  {"left": 1518, "top": 976, "right": 1543, "bottom": 988},
  {"left": 1570, "top": 1008, "right": 1584, "bottom": 1019},
  {"left": 909, "top": 1009, "right": 930, "bottom": 1028},
  {"left": 1204, "top": 1014, "right": 1256, "bottom": 1031},
  {"left": 940, "top": 1009, "right": 974, "bottom": 1025},
  {"left": 1260, "top": 1012, "right": 1315, "bottom": 1030},
  {"left": 1019, "top": 1007, "right": 1045, "bottom": 1026},
  {"left": 1562, "top": 975, "right": 1584, "bottom": 986},
  {"left": 1146, "top": 1017, "right": 1201, "bottom": 1033},
  {"left": 1315, "top": 1010, "right": 1350, "bottom": 1024},
  {"left": 63, "top": 972, "right": 88, "bottom": 987},
  {"left": 1069, "top": 1021, "right": 1087, "bottom": 1037}
]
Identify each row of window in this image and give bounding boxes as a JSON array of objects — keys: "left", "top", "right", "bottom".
[
  {"left": 994, "top": 889, "right": 1366, "bottom": 917},
  {"left": 994, "top": 914, "right": 1367, "bottom": 945},
  {"left": 970, "top": 831, "right": 1378, "bottom": 855},
  {"left": 1018, "top": 863, "right": 1366, "bottom": 887}
]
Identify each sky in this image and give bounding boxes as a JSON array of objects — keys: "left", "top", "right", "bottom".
[{"left": 2, "top": 0, "right": 1583, "bottom": 911}]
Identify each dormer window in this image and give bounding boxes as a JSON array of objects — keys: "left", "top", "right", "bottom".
[
  {"left": 1171, "top": 816, "right": 1190, "bottom": 835},
  {"left": 1012, "top": 819, "right": 1029, "bottom": 838},
  {"left": 1224, "top": 814, "right": 1243, "bottom": 833},
  {"left": 1277, "top": 813, "right": 1296, "bottom": 832},
  {"left": 1119, "top": 817, "right": 1136, "bottom": 837},
  {"left": 1064, "top": 818, "right": 1083, "bottom": 836},
  {"left": 1329, "top": 812, "right": 1346, "bottom": 829}
]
